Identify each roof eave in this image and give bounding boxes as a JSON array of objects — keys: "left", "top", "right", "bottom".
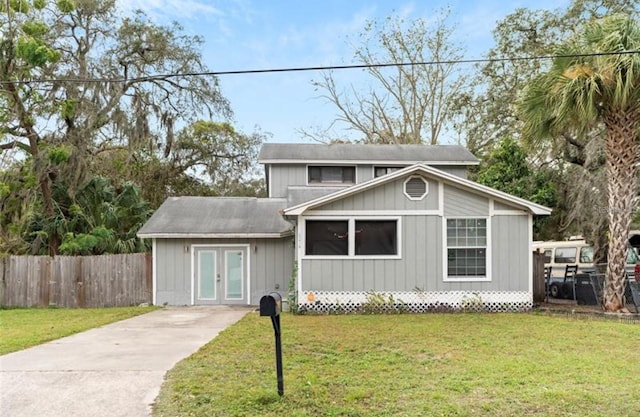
[{"left": 137, "top": 231, "right": 294, "bottom": 239}]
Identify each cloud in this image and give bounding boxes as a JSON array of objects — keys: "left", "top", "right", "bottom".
[{"left": 116, "top": 0, "right": 222, "bottom": 20}]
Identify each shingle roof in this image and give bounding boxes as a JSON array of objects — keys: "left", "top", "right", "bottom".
[
  {"left": 137, "top": 197, "right": 293, "bottom": 238},
  {"left": 258, "top": 143, "right": 479, "bottom": 165}
]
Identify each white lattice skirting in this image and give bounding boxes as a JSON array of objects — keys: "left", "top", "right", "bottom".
[{"left": 298, "top": 290, "right": 532, "bottom": 313}]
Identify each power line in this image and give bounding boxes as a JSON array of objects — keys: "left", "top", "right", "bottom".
[{"left": 1, "top": 49, "right": 639, "bottom": 85}]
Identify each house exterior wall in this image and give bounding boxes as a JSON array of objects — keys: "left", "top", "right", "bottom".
[
  {"left": 296, "top": 176, "right": 532, "bottom": 312},
  {"left": 268, "top": 164, "right": 470, "bottom": 198},
  {"left": 270, "top": 165, "right": 308, "bottom": 198},
  {"left": 314, "top": 177, "right": 439, "bottom": 212},
  {"left": 154, "top": 237, "right": 294, "bottom": 306}
]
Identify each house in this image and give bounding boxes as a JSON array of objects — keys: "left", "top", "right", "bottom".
[{"left": 137, "top": 143, "right": 552, "bottom": 312}]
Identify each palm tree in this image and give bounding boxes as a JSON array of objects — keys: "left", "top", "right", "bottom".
[{"left": 521, "top": 14, "right": 640, "bottom": 312}]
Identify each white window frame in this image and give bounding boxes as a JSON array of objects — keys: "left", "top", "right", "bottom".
[
  {"left": 443, "top": 216, "right": 491, "bottom": 282},
  {"left": 306, "top": 164, "right": 357, "bottom": 186},
  {"left": 302, "top": 216, "right": 402, "bottom": 260},
  {"left": 403, "top": 175, "right": 429, "bottom": 201}
]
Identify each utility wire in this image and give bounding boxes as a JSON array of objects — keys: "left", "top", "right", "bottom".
[{"left": 1, "top": 49, "right": 639, "bottom": 85}]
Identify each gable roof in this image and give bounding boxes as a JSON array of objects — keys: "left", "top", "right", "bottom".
[
  {"left": 284, "top": 164, "right": 552, "bottom": 216},
  {"left": 137, "top": 197, "right": 293, "bottom": 238},
  {"left": 258, "top": 143, "right": 479, "bottom": 165}
]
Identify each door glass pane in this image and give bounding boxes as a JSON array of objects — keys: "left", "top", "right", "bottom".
[
  {"left": 199, "top": 251, "right": 216, "bottom": 299},
  {"left": 226, "top": 251, "right": 243, "bottom": 299}
]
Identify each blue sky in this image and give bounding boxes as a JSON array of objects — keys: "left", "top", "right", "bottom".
[{"left": 118, "top": 0, "right": 569, "bottom": 143}]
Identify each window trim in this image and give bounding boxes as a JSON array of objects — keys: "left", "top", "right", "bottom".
[
  {"left": 443, "top": 216, "right": 491, "bottom": 282},
  {"left": 373, "top": 165, "right": 405, "bottom": 178},
  {"left": 306, "top": 164, "right": 357, "bottom": 186},
  {"left": 302, "top": 216, "right": 402, "bottom": 259},
  {"left": 403, "top": 175, "right": 429, "bottom": 201}
]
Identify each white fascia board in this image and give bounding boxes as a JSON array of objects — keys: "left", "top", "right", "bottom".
[
  {"left": 137, "top": 232, "right": 294, "bottom": 239},
  {"left": 259, "top": 158, "right": 479, "bottom": 165}
]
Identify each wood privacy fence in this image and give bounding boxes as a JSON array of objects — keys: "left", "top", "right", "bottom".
[
  {"left": 0, "top": 253, "right": 152, "bottom": 308},
  {"left": 532, "top": 250, "right": 546, "bottom": 303}
]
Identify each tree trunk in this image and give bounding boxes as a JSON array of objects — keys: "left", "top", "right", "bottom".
[{"left": 602, "top": 110, "right": 639, "bottom": 312}]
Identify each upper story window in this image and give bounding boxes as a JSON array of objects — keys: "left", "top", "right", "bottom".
[
  {"left": 308, "top": 166, "right": 355, "bottom": 184},
  {"left": 374, "top": 166, "right": 403, "bottom": 178}
]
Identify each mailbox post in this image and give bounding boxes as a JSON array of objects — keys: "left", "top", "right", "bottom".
[{"left": 259, "top": 292, "right": 284, "bottom": 396}]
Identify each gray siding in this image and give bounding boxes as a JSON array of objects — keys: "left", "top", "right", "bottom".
[
  {"left": 155, "top": 237, "right": 294, "bottom": 305},
  {"left": 432, "top": 165, "right": 468, "bottom": 179},
  {"left": 301, "top": 216, "right": 442, "bottom": 292},
  {"left": 317, "top": 176, "right": 439, "bottom": 211},
  {"left": 301, "top": 214, "right": 530, "bottom": 293},
  {"left": 491, "top": 215, "right": 530, "bottom": 291},
  {"left": 443, "top": 185, "right": 489, "bottom": 216},
  {"left": 270, "top": 165, "right": 307, "bottom": 198},
  {"left": 494, "top": 200, "right": 523, "bottom": 211},
  {"left": 269, "top": 163, "right": 469, "bottom": 198}
]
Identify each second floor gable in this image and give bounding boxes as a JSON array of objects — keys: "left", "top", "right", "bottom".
[{"left": 258, "top": 143, "right": 479, "bottom": 198}]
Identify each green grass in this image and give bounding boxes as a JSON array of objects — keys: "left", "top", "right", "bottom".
[
  {"left": 154, "top": 312, "right": 640, "bottom": 417},
  {"left": 0, "top": 306, "right": 158, "bottom": 355}
]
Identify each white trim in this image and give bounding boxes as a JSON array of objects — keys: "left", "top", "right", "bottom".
[
  {"left": 297, "top": 217, "right": 304, "bottom": 303},
  {"left": 442, "top": 216, "right": 492, "bottom": 282},
  {"left": 301, "top": 216, "right": 402, "bottom": 259},
  {"left": 260, "top": 158, "right": 480, "bottom": 166},
  {"left": 489, "top": 199, "right": 495, "bottom": 217},
  {"left": 403, "top": 175, "right": 429, "bottom": 201},
  {"left": 306, "top": 164, "right": 357, "bottom": 186},
  {"left": 438, "top": 181, "right": 444, "bottom": 216},
  {"left": 190, "top": 244, "right": 251, "bottom": 305},
  {"left": 152, "top": 238, "right": 157, "bottom": 306},
  {"left": 305, "top": 209, "right": 441, "bottom": 216},
  {"left": 138, "top": 232, "right": 293, "bottom": 239},
  {"left": 528, "top": 214, "right": 533, "bottom": 295},
  {"left": 285, "top": 163, "right": 552, "bottom": 216},
  {"left": 493, "top": 210, "right": 528, "bottom": 216},
  {"left": 268, "top": 165, "right": 273, "bottom": 198}
]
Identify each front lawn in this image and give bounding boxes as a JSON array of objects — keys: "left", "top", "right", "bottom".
[
  {"left": 154, "top": 313, "right": 640, "bottom": 417},
  {"left": 0, "top": 306, "right": 158, "bottom": 355}
]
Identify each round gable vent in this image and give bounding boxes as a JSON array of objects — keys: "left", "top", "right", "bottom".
[{"left": 404, "top": 176, "right": 428, "bottom": 200}]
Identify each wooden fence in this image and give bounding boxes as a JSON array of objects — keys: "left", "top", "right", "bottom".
[
  {"left": 0, "top": 253, "right": 152, "bottom": 308},
  {"left": 532, "top": 250, "right": 546, "bottom": 303}
]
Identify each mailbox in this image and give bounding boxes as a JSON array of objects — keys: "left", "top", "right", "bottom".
[{"left": 260, "top": 292, "right": 282, "bottom": 316}]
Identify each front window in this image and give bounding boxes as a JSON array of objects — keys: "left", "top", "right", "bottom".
[
  {"left": 305, "top": 218, "right": 399, "bottom": 257},
  {"left": 308, "top": 166, "right": 355, "bottom": 184},
  {"left": 446, "top": 218, "right": 487, "bottom": 278},
  {"left": 305, "top": 220, "right": 348, "bottom": 255},
  {"left": 355, "top": 220, "right": 397, "bottom": 255}
]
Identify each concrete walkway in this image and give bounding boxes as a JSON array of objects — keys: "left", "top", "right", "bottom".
[{"left": 0, "top": 306, "right": 251, "bottom": 417}]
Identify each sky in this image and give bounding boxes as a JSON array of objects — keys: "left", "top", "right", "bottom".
[{"left": 117, "top": 0, "right": 570, "bottom": 144}]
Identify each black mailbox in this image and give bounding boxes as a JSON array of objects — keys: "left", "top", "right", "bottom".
[{"left": 260, "top": 292, "right": 282, "bottom": 316}]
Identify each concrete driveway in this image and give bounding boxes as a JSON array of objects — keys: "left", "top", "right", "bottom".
[{"left": 0, "top": 306, "right": 251, "bottom": 417}]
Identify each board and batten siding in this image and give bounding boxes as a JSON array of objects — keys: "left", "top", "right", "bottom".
[
  {"left": 269, "top": 165, "right": 308, "bottom": 198},
  {"left": 301, "top": 216, "right": 441, "bottom": 292},
  {"left": 299, "top": 178, "right": 531, "bottom": 295},
  {"left": 155, "top": 237, "right": 294, "bottom": 305},
  {"left": 316, "top": 176, "right": 439, "bottom": 212},
  {"left": 491, "top": 214, "right": 530, "bottom": 291},
  {"left": 300, "top": 214, "right": 529, "bottom": 293},
  {"left": 443, "top": 184, "right": 489, "bottom": 217}
]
